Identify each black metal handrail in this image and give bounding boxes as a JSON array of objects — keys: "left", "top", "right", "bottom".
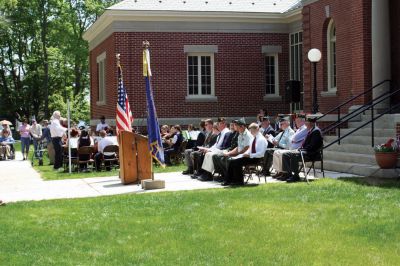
[
  {"left": 318, "top": 80, "right": 400, "bottom": 149},
  {"left": 321, "top": 85, "right": 399, "bottom": 134},
  {"left": 324, "top": 100, "right": 400, "bottom": 150},
  {"left": 321, "top": 82, "right": 399, "bottom": 149},
  {"left": 317, "top": 79, "right": 392, "bottom": 121}
]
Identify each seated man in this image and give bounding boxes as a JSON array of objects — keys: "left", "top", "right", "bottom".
[
  {"left": 96, "top": 115, "right": 109, "bottom": 135},
  {"left": 0, "top": 129, "right": 15, "bottom": 160},
  {"left": 260, "top": 116, "right": 276, "bottom": 146},
  {"left": 190, "top": 121, "right": 219, "bottom": 178},
  {"left": 164, "top": 125, "right": 184, "bottom": 166},
  {"left": 196, "top": 117, "right": 234, "bottom": 181},
  {"left": 214, "top": 118, "right": 252, "bottom": 183},
  {"left": 223, "top": 123, "right": 268, "bottom": 186},
  {"left": 94, "top": 130, "right": 117, "bottom": 171},
  {"left": 282, "top": 114, "right": 323, "bottom": 183},
  {"left": 182, "top": 120, "right": 207, "bottom": 175},
  {"left": 272, "top": 113, "right": 308, "bottom": 180},
  {"left": 262, "top": 116, "right": 295, "bottom": 176},
  {"left": 212, "top": 121, "right": 239, "bottom": 181}
]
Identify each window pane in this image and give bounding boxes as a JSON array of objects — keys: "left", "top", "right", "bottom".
[{"left": 265, "top": 56, "right": 276, "bottom": 95}]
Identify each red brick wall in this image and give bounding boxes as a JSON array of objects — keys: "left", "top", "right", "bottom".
[
  {"left": 390, "top": 0, "right": 400, "bottom": 107},
  {"left": 89, "top": 34, "right": 116, "bottom": 121},
  {"left": 89, "top": 32, "right": 291, "bottom": 122},
  {"left": 302, "top": 0, "right": 372, "bottom": 114}
]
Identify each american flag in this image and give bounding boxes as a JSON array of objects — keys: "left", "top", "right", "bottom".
[{"left": 116, "top": 63, "right": 133, "bottom": 133}]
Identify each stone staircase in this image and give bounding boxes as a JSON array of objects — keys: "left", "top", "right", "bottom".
[{"left": 320, "top": 114, "right": 400, "bottom": 178}]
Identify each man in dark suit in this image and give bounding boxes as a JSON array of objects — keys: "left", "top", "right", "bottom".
[
  {"left": 260, "top": 116, "right": 276, "bottom": 148},
  {"left": 212, "top": 121, "right": 239, "bottom": 181},
  {"left": 282, "top": 114, "right": 323, "bottom": 183},
  {"left": 182, "top": 119, "right": 209, "bottom": 174}
]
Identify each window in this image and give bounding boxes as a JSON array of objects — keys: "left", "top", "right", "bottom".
[
  {"left": 96, "top": 52, "right": 106, "bottom": 104},
  {"left": 187, "top": 53, "right": 214, "bottom": 97},
  {"left": 265, "top": 54, "right": 279, "bottom": 95},
  {"left": 290, "top": 31, "right": 303, "bottom": 110},
  {"left": 327, "top": 20, "right": 337, "bottom": 91}
]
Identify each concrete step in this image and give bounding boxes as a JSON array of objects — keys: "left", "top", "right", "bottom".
[
  {"left": 324, "top": 135, "right": 389, "bottom": 146},
  {"left": 337, "top": 128, "right": 396, "bottom": 138},
  {"left": 324, "top": 143, "right": 374, "bottom": 154},
  {"left": 315, "top": 160, "right": 380, "bottom": 177},
  {"left": 348, "top": 120, "right": 395, "bottom": 129},
  {"left": 323, "top": 150, "right": 377, "bottom": 165}
]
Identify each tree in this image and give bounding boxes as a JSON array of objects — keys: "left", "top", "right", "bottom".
[{"left": 0, "top": 0, "right": 119, "bottom": 122}]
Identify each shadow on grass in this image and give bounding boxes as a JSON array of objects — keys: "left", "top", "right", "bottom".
[{"left": 338, "top": 176, "right": 400, "bottom": 189}]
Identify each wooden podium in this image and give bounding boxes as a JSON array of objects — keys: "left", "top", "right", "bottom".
[{"left": 118, "top": 131, "right": 152, "bottom": 184}]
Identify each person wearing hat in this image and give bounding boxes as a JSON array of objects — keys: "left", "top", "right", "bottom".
[
  {"left": 262, "top": 116, "right": 295, "bottom": 176},
  {"left": 271, "top": 113, "right": 308, "bottom": 179},
  {"left": 213, "top": 118, "right": 252, "bottom": 183},
  {"left": 223, "top": 123, "right": 268, "bottom": 186},
  {"left": 282, "top": 114, "right": 323, "bottom": 183},
  {"left": 260, "top": 116, "right": 276, "bottom": 147},
  {"left": 30, "top": 118, "right": 42, "bottom": 159},
  {"left": 96, "top": 116, "right": 109, "bottom": 135},
  {"left": 0, "top": 129, "right": 15, "bottom": 160},
  {"left": 212, "top": 120, "right": 239, "bottom": 181}
]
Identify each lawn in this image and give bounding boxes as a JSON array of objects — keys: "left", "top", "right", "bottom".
[
  {"left": 16, "top": 142, "right": 185, "bottom": 180},
  {"left": 1, "top": 178, "right": 399, "bottom": 265}
]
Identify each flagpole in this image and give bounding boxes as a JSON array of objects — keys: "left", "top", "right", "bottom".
[{"left": 67, "top": 99, "right": 72, "bottom": 174}]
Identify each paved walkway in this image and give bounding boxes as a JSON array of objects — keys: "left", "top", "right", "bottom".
[{"left": 1, "top": 152, "right": 357, "bottom": 203}]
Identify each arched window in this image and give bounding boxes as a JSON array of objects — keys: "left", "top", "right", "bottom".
[{"left": 327, "top": 20, "right": 337, "bottom": 91}]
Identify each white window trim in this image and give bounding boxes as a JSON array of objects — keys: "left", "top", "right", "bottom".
[
  {"left": 289, "top": 31, "right": 304, "bottom": 111},
  {"left": 264, "top": 53, "right": 280, "bottom": 99},
  {"left": 327, "top": 20, "right": 337, "bottom": 93},
  {"left": 96, "top": 52, "right": 106, "bottom": 105},
  {"left": 186, "top": 52, "right": 215, "bottom": 101}
]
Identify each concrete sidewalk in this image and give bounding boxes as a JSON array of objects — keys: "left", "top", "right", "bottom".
[{"left": 1, "top": 152, "right": 357, "bottom": 203}]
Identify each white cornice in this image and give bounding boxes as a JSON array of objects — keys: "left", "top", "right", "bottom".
[{"left": 84, "top": 8, "right": 302, "bottom": 42}]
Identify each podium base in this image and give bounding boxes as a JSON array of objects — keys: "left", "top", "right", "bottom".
[{"left": 141, "top": 179, "right": 165, "bottom": 190}]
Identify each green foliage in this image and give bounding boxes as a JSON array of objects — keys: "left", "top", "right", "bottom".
[{"left": 0, "top": 0, "right": 119, "bottom": 122}]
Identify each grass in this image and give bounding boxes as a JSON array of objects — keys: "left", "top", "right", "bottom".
[
  {"left": 0, "top": 178, "right": 399, "bottom": 265},
  {"left": 15, "top": 142, "right": 186, "bottom": 180}
]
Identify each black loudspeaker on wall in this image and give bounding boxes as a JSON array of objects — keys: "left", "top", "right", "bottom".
[{"left": 285, "top": 80, "right": 301, "bottom": 103}]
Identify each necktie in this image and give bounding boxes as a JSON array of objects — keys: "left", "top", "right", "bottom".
[{"left": 251, "top": 136, "right": 256, "bottom": 153}]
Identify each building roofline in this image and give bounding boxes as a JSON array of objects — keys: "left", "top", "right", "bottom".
[{"left": 83, "top": 8, "right": 302, "bottom": 42}]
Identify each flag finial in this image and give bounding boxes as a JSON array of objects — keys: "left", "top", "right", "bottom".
[
  {"left": 116, "top": 54, "right": 121, "bottom": 66},
  {"left": 143, "top": 40, "right": 150, "bottom": 49}
]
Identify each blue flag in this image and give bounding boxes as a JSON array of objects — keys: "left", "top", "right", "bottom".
[{"left": 143, "top": 47, "right": 165, "bottom": 166}]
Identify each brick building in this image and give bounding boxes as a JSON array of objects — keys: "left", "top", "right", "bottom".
[{"left": 84, "top": 0, "right": 399, "bottom": 128}]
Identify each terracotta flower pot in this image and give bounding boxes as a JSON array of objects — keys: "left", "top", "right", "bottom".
[{"left": 374, "top": 152, "right": 399, "bottom": 169}]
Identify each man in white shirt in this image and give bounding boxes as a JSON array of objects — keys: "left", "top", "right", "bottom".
[
  {"left": 49, "top": 111, "right": 66, "bottom": 171},
  {"left": 262, "top": 116, "right": 295, "bottom": 176},
  {"left": 95, "top": 130, "right": 117, "bottom": 171},
  {"left": 223, "top": 123, "right": 266, "bottom": 186},
  {"left": 96, "top": 116, "right": 109, "bottom": 135}
]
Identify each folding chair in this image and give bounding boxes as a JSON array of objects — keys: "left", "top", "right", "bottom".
[
  {"left": 298, "top": 148, "right": 325, "bottom": 183},
  {"left": 77, "top": 146, "right": 94, "bottom": 172},
  {"left": 243, "top": 158, "right": 266, "bottom": 184},
  {"left": 63, "top": 146, "right": 78, "bottom": 172},
  {"left": 170, "top": 140, "right": 188, "bottom": 164},
  {"left": 102, "top": 145, "right": 119, "bottom": 170}
]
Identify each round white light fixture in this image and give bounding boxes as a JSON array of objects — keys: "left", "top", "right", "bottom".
[{"left": 308, "top": 48, "right": 322, "bottom": 63}]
